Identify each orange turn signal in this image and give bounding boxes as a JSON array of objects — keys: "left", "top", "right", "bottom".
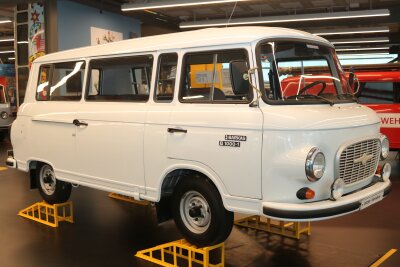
[
  {"left": 375, "top": 164, "right": 382, "bottom": 174},
  {"left": 296, "top": 187, "right": 315, "bottom": 200}
]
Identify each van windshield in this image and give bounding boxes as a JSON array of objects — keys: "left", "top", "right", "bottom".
[
  {"left": 0, "top": 85, "right": 9, "bottom": 104},
  {"left": 258, "top": 41, "right": 354, "bottom": 105}
]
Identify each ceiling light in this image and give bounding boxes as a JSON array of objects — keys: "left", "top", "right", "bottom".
[
  {"left": 180, "top": 9, "right": 390, "bottom": 28},
  {"left": 330, "top": 37, "right": 389, "bottom": 45},
  {"left": 0, "top": 50, "right": 15, "bottom": 54},
  {"left": 8, "top": 57, "right": 15, "bottom": 60},
  {"left": 0, "top": 18, "right": 12, "bottom": 24},
  {"left": 144, "top": 10, "right": 158, "bottom": 15},
  {"left": 122, "top": 0, "right": 250, "bottom": 11},
  {"left": 0, "top": 37, "right": 14, "bottom": 42},
  {"left": 336, "top": 46, "right": 390, "bottom": 52},
  {"left": 312, "top": 26, "right": 389, "bottom": 36},
  {"left": 17, "top": 41, "right": 29, "bottom": 44},
  {"left": 338, "top": 53, "right": 390, "bottom": 56}
]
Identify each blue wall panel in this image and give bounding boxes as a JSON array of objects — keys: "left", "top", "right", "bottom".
[{"left": 57, "top": 0, "right": 141, "bottom": 51}]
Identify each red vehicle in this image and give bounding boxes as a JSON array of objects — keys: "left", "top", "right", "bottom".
[{"left": 352, "top": 63, "right": 400, "bottom": 150}]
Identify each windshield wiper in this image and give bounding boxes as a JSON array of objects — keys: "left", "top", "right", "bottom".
[{"left": 286, "top": 94, "right": 335, "bottom": 106}]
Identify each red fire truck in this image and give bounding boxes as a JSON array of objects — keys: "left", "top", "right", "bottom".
[{"left": 353, "top": 63, "right": 400, "bottom": 150}]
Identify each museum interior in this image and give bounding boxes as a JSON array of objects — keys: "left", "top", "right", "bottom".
[{"left": 0, "top": 0, "right": 399, "bottom": 266}]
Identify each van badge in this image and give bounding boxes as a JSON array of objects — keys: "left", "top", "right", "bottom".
[
  {"left": 353, "top": 153, "right": 373, "bottom": 165},
  {"left": 225, "top": 135, "right": 247, "bottom": 141}
]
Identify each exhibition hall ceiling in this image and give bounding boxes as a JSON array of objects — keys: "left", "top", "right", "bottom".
[
  {"left": 0, "top": 4, "right": 14, "bottom": 63},
  {"left": 0, "top": 0, "right": 398, "bottom": 62},
  {"left": 79, "top": 0, "right": 400, "bottom": 54}
]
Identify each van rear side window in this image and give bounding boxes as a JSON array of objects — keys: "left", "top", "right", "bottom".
[
  {"left": 86, "top": 55, "right": 153, "bottom": 102},
  {"left": 36, "top": 61, "right": 85, "bottom": 101}
]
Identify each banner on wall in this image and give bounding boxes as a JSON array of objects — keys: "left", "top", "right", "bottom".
[
  {"left": 28, "top": 2, "right": 45, "bottom": 67},
  {"left": 90, "top": 27, "right": 123, "bottom": 46}
]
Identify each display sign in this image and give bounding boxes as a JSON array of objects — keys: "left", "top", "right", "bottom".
[
  {"left": 379, "top": 113, "right": 400, "bottom": 128},
  {"left": 90, "top": 27, "right": 123, "bottom": 45}
]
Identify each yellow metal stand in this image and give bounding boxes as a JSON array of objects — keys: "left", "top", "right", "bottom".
[
  {"left": 235, "top": 215, "right": 310, "bottom": 240},
  {"left": 108, "top": 192, "right": 150, "bottom": 206},
  {"left": 18, "top": 201, "right": 74, "bottom": 227},
  {"left": 135, "top": 239, "right": 224, "bottom": 267}
]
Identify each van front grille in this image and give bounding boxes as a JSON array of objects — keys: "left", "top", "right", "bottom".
[{"left": 338, "top": 139, "right": 380, "bottom": 185}]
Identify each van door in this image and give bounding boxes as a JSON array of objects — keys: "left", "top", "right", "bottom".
[
  {"left": 167, "top": 49, "right": 263, "bottom": 199},
  {"left": 30, "top": 62, "right": 85, "bottom": 177},
  {"left": 74, "top": 55, "right": 153, "bottom": 193}
]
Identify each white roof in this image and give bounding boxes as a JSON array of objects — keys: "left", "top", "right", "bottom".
[{"left": 35, "top": 26, "right": 331, "bottom": 63}]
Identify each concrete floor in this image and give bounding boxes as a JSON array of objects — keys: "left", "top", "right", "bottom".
[{"left": 0, "top": 138, "right": 399, "bottom": 267}]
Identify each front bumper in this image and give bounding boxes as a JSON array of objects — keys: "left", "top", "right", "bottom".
[
  {"left": 262, "top": 179, "right": 391, "bottom": 221},
  {"left": 5, "top": 150, "right": 16, "bottom": 168}
]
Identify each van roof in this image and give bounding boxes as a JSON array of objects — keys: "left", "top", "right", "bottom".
[{"left": 35, "top": 26, "right": 331, "bottom": 63}]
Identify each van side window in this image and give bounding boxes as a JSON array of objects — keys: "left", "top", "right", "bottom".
[
  {"left": 86, "top": 55, "right": 153, "bottom": 102},
  {"left": 180, "top": 50, "right": 250, "bottom": 103},
  {"left": 41, "top": 61, "right": 85, "bottom": 101},
  {"left": 155, "top": 53, "right": 178, "bottom": 102},
  {"left": 36, "top": 65, "right": 51, "bottom": 101},
  {"left": 358, "top": 82, "right": 400, "bottom": 104}
]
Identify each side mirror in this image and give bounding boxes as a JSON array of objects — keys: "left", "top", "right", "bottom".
[
  {"left": 346, "top": 67, "right": 360, "bottom": 96},
  {"left": 229, "top": 60, "right": 249, "bottom": 96}
]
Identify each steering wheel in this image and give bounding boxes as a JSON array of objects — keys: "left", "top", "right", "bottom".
[{"left": 298, "top": 80, "right": 327, "bottom": 96}]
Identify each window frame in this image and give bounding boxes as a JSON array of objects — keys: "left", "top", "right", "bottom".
[
  {"left": 178, "top": 49, "right": 252, "bottom": 104},
  {"left": 154, "top": 52, "right": 178, "bottom": 103},
  {"left": 255, "top": 38, "right": 356, "bottom": 106},
  {"left": 84, "top": 54, "right": 154, "bottom": 103},
  {"left": 35, "top": 61, "right": 85, "bottom": 102},
  {"left": 358, "top": 81, "right": 399, "bottom": 104}
]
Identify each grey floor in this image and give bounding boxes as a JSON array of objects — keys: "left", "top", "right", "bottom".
[{"left": 0, "top": 137, "right": 399, "bottom": 267}]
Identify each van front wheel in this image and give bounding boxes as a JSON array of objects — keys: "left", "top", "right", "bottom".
[
  {"left": 172, "top": 177, "right": 233, "bottom": 247},
  {"left": 36, "top": 164, "right": 72, "bottom": 204}
]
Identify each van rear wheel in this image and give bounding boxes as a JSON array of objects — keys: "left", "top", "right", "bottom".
[
  {"left": 36, "top": 164, "right": 72, "bottom": 204},
  {"left": 172, "top": 177, "right": 233, "bottom": 247}
]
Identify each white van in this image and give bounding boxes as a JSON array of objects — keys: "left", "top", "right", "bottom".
[
  {"left": 6, "top": 27, "right": 392, "bottom": 246},
  {"left": 0, "top": 84, "right": 13, "bottom": 141}
]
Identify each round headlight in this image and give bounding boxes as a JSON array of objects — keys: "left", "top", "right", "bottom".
[
  {"left": 305, "top": 148, "right": 326, "bottom": 182},
  {"left": 331, "top": 178, "right": 345, "bottom": 200},
  {"left": 380, "top": 135, "right": 389, "bottom": 160},
  {"left": 380, "top": 163, "right": 391, "bottom": 182},
  {"left": 0, "top": 111, "right": 8, "bottom": 120}
]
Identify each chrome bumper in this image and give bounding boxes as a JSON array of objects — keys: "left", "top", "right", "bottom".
[
  {"left": 5, "top": 150, "right": 16, "bottom": 168},
  {"left": 262, "top": 179, "right": 391, "bottom": 221}
]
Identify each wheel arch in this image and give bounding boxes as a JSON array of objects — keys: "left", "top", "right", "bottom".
[
  {"left": 157, "top": 163, "right": 229, "bottom": 209},
  {"left": 27, "top": 159, "right": 52, "bottom": 189}
]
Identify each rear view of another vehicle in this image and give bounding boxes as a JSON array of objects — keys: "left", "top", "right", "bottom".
[
  {"left": 354, "top": 63, "right": 400, "bottom": 151},
  {"left": 0, "top": 84, "right": 13, "bottom": 142}
]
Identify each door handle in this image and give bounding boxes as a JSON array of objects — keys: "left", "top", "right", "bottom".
[
  {"left": 73, "top": 119, "right": 88, "bottom": 127},
  {"left": 167, "top": 128, "right": 187, "bottom": 133}
]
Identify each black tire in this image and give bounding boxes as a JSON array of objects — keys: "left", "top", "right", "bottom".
[
  {"left": 36, "top": 163, "right": 72, "bottom": 204},
  {"left": 172, "top": 176, "right": 233, "bottom": 247}
]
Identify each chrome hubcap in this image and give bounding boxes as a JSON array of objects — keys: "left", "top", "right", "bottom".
[
  {"left": 180, "top": 191, "right": 211, "bottom": 234},
  {"left": 39, "top": 165, "right": 56, "bottom": 195}
]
